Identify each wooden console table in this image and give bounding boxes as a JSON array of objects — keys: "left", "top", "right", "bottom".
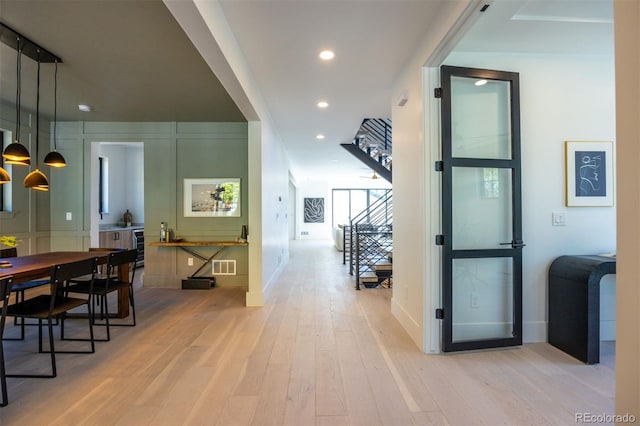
[
  {"left": 150, "top": 241, "right": 248, "bottom": 288},
  {"left": 548, "top": 255, "right": 616, "bottom": 364}
]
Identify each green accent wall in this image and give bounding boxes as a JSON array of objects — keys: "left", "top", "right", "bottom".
[{"left": 51, "top": 121, "right": 249, "bottom": 288}]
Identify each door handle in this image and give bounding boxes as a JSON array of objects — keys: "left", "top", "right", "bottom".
[{"left": 500, "top": 240, "right": 526, "bottom": 248}]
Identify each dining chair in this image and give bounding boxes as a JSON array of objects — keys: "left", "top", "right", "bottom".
[
  {"left": 0, "top": 275, "right": 13, "bottom": 407},
  {"left": 66, "top": 249, "right": 138, "bottom": 341},
  {"left": 0, "top": 247, "right": 51, "bottom": 341},
  {"left": 5, "top": 257, "right": 98, "bottom": 378}
]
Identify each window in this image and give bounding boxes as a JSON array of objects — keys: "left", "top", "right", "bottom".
[
  {"left": 0, "top": 130, "right": 12, "bottom": 212},
  {"left": 332, "top": 188, "right": 391, "bottom": 227},
  {"left": 99, "top": 156, "right": 109, "bottom": 217}
]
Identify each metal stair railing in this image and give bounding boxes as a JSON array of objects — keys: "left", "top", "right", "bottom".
[
  {"left": 347, "top": 190, "right": 392, "bottom": 273},
  {"left": 341, "top": 118, "right": 392, "bottom": 183},
  {"left": 346, "top": 191, "right": 393, "bottom": 289}
]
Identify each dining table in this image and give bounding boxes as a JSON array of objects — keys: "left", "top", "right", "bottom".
[{"left": 0, "top": 250, "right": 131, "bottom": 318}]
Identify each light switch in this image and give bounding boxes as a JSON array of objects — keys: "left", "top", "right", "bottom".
[
  {"left": 65, "top": 212, "right": 72, "bottom": 221},
  {"left": 552, "top": 212, "right": 566, "bottom": 226}
]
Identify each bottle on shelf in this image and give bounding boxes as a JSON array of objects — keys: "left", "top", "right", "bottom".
[
  {"left": 123, "top": 209, "right": 133, "bottom": 227},
  {"left": 160, "top": 222, "right": 166, "bottom": 242}
]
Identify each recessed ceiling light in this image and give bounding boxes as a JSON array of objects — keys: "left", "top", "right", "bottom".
[
  {"left": 78, "top": 104, "right": 92, "bottom": 112},
  {"left": 317, "top": 101, "right": 329, "bottom": 108},
  {"left": 474, "top": 79, "right": 488, "bottom": 86},
  {"left": 319, "top": 50, "right": 335, "bottom": 60},
  {"left": 316, "top": 134, "right": 325, "bottom": 140}
]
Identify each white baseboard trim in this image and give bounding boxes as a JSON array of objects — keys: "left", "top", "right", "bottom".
[
  {"left": 523, "top": 320, "right": 547, "bottom": 343},
  {"left": 245, "top": 290, "right": 264, "bottom": 306},
  {"left": 247, "top": 252, "right": 289, "bottom": 307},
  {"left": 391, "top": 296, "right": 424, "bottom": 350}
]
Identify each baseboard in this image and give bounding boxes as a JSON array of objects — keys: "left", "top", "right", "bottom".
[
  {"left": 390, "top": 296, "right": 424, "bottom": 351},
  {"left": 523, "top": 320, "right": 547, "bottom": 343}
]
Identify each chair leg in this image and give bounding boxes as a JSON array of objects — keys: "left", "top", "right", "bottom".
[
  {"left": 6, "top": 317, "right": 56, "bottom": 379},
  {"left": 48, "top": 317, "right": 57, "bottom": 378},
  {"left": 38, "top": 318, "right": 43, "bottom": 353},
  {"left": 0, "top": 336, "right": 7, "bottom": 406},
  {"left": 109, "top": 287, "right": 137, "bottom": 328},
  {"left": 130, "top": 287, "right": 136, "bottom": 327},
  {"left": 103, "top": 295, "right": 111, "bottom": 341},
  {"left": 87, "top": 302, "right": 95, "bottom": 353}
]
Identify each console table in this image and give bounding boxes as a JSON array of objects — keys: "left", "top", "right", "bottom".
[
  {"left": 548, "top": 255, "right": 615, "bottom": 364},
  {"left": 150, "top": 241, "right": 248, "bottom": 289}
]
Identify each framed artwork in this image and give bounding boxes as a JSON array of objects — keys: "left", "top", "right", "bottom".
[
  {"left": 565, "top": 141, "right": 614, "bottom": 207},
  {"left": 184, "top": 178, "right": 241, "bottom": 217},
  {"left": 304, "top": 198, "right": 324, "bottom": 223}
]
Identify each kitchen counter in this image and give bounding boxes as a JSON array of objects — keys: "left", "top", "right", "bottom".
[{"left": 99, "top": 224, "right": 144, "bottom": 231}]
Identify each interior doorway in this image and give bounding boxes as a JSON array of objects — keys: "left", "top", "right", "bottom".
[{"left": 90, "top": 142, "right": 144, "bottom": 247}]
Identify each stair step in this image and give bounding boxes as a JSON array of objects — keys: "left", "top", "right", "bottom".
[{"left": 359, "top": 273, "right": 379, "bottom": 288}]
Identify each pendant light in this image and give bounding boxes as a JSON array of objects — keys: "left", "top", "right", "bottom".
[
  {"left": 3, "top": 39, "right": 31, "bottom": 165},
  {"left": 44, "top": 60, "right": 66, "bottom": 168},
  {"left": 24, "top": 51, "right": 49, "bottom": 191}
]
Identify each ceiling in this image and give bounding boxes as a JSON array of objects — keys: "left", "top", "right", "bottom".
[{"left": 0, "top": 0, "right": 613, "bottom": 183}]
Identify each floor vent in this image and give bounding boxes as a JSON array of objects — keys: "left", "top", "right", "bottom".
[{"left": 212, "top": 259, "right": 236, "bottom": 275}]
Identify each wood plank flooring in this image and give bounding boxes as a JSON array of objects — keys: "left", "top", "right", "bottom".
[{"left": 0, "top": 240, "right": 615, "bottom": 425}]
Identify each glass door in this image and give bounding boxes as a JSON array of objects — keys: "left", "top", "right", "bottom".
[{"left": 440, "top": 65, "right": 523, "bottom": 352}]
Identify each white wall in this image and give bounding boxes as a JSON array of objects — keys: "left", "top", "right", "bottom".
[
  {"left": 124, "top": 144, "right": 144, "bottom": 223},
  {"left": 259, "top": 121, "right": 291, "bottom": 295},
  {"left": 297, "top": 180, "right": 331, "bottom": 240},
  {"left": 390, "top": 0, "right": 475, "bottom": 352},
  {"left": 445, "top": 52, "right": 616, "bottom": 342}
]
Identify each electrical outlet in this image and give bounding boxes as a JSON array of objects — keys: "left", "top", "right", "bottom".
[
  {"left": 188, "top": 258, "right": 193, "bottom": 266},
  {"left": 470, "top": 291, "right": 479, "bottom": 308},
  {"left": 65, "top": 212, "right": 72, "bottom": 221}
]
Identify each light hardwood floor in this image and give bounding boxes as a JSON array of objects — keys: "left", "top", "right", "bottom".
[{"left": 0, "top": 240, "right": 615, "bottom": 425}]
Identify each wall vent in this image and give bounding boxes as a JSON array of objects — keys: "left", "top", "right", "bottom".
[{"left": 212, "top": 259, "right": 236, "bottom": 275}]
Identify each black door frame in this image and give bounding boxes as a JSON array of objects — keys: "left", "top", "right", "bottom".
[{"left": 440, "top": 65, "right": 523, "bottom": 352}]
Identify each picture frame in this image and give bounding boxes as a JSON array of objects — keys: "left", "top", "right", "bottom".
[
  {"left": 565, "top": 141, "right": 614, "bottom": 207},
  {"left": 184, "top": 178, "right": 241, "bottom": 217}
]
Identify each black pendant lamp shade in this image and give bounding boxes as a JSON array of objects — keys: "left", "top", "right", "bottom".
[
  {"left": 44, "top": 60, "right": 66, "bottom": 168},
  {"left": 43, "top": 150, "right": 65, "bottom": 167},
  {"left": 24, "top": 52, "right": 49, "bottom": 191},
  {"left": 24, "top": 169, "right": 49, "bottom": 191},
  {"left": 3, "top": 143, "right": 30, "bottom": 163},
  {"left": 0, "top": 168, "right": 10, "bottom": 184},
  {"left": 3, "top": 42, "right": 30, "bottom": 165}
]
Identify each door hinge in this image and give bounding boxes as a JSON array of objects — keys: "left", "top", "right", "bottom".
[
  {"left": 435, "top": 160, "right": 443, "bottom": 171},
  {"left": 435, "top": 234, "right": 444, "bottom": 246},
  {"left": 434, "top": 88, "right": 442, "bottom": 98},
  {"left": 435, "top": 308, "right": 444, "bottom": 319}
]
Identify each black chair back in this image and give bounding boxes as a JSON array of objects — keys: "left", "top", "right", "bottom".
[
  {"left": 105, "top": 249, "right": 138, "bottom": 286},
  {"left": 50, "top": 257, "right": 98, "bottom": 313},
  {"left": 51, "top": 257, "right": 98, "bottom": 284},
  {"left": 0, "top": 248, "right": 17, "bottom": 259}
]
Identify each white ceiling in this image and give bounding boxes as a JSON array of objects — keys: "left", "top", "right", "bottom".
[{"left": 0, "top": 0, "right": 613, "bottom": 185}]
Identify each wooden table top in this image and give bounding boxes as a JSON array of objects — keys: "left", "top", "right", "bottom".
[
  {"left": 149, "top": 241, "right": 248, "bottom": 247},
  {"left": 0, "top": 251, "right": 112, "bottom": 284}
]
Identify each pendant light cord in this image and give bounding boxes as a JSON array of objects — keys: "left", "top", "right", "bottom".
[
  {"left": 53, "top": 60, "right": 58, "bottom": 150},
  {"left": 15, "top": 40, "right": 21, "bottom": 143},
  {"left": 35, "top": 50, "right": 40, "bottom": 166}
]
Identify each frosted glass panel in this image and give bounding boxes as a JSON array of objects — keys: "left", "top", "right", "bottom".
[
  {"left": 451, "top": 77, "right": 512, "bottom": 159},
  {"left": 452, "top": 167, "right": 512, "bottom": 249},
  {"left": 452, "top": 257, "right": 514, "bottom": 342}
]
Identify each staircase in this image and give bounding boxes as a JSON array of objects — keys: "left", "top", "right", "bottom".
[
  {"left": 341, "top": 118, "right": 392, "bottom": 183},
  {"left": 344, "top": 190, "right": 393, "bottom": 289}
]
